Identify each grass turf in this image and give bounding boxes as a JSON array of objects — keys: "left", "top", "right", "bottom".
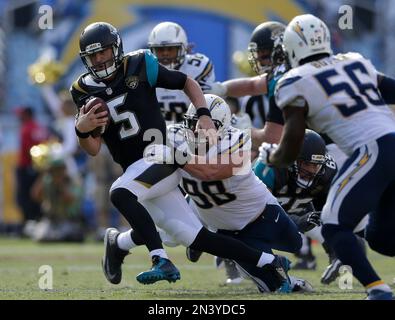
[{"left": 0, "top": 238, "right": 394, "bottom": 300}]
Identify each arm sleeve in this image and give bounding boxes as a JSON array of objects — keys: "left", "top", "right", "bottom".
[{"left": 156, "top": 64, "right": 188, "bottom": 89}]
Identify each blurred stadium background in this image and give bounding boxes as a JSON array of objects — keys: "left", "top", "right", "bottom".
[{"left": 0, "top": 0, "right": 394, "bottom": 300}]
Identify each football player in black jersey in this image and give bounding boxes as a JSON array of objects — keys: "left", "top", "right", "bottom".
[
  {"left": 254, "top": 130, "right": 339, "bottom": 276},
  {"left": 204, "top": 21, "right": 287, "bottom": 150},
  {"left": 71, "top": 22, "right": 290, "bottom": 289}
]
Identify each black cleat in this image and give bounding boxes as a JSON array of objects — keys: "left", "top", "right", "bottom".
[
  {"left": 101, "top": 228, "right": 129, "bottom": 284},
  {"left": 186, "top": 247, "right": 203, "bottom": 263},
  {"left": 136, "top": 255, "right": 181, "bottom": 285},
  {"left": 321, "top": 258, "right": 342, "bottom": 285},
  {"left": 261, "top": 255, "right": 291, "bottom": 292}
]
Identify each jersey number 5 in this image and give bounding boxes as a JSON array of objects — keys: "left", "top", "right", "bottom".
[
  {"left": 107, "top": 93, "right": 140, "bottom": 139},
  {"left": 314, "top": 61, "right": 384, "bottom": 117}
]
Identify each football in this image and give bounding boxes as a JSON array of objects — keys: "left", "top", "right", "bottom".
[{"left": 83, "top": 97, "right": 109, "bottom": 137}]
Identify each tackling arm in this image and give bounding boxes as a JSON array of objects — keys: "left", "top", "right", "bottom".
[
  {"left": 223, "top": 75, "right": 268, "bottom": 97},
  {"left": 268, "top": 106, "right": 307, "bottom": 167}
]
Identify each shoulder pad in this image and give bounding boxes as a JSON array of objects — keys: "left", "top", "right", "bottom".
[
  {"left": 336, "top": 52, "right": 364, "bottom": 61},
  {"left": 70, "top": 73, "right": 106, "bottom": 107},
  {"left": 123, "top": 50, "right": 146, "bottom": 78},
  {"left": 184, "top": 53, "right": 214, "bottom": 82}
]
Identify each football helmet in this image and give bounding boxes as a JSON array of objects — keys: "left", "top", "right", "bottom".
[
  {"left": 79, "top": 22, "right": 124, "bottom": 80},
  {"left": 183, "top": 94, "right": 231, "bottom": 145},
  {"left": 282, "top": 14, "right": 332, "bottom": 68},
  {"left": 247, "top": 21, "right": 286, "bottom": 75},
  {"left": 148, "top": 22, "right": 188, "bottom": 69},
  {"left": 291, "top": 129, "right": 327, "bottom": 188}
]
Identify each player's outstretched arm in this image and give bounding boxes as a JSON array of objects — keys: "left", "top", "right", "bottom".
[
  {"left": 269, "top": 106, "right": 306, "bottom": 168},
  {"left": 223, "top": 75, "right": 268, "bottom": 97}
]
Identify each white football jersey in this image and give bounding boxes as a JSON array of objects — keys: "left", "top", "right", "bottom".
[
  {"left": 275, "top": 52, "right": 395, "bottom": 156},
  {"left": 157, "top": 52, "right": 215, "bottom": 124},
  {"left": 167, "top": 124, "right": 278, "bottom": 231}
]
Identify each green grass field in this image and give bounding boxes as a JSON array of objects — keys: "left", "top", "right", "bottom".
[{"left": 0, "top": 238, "right": 394, "bottom": 300}]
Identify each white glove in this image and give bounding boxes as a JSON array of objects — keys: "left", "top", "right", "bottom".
[
  {"left": 203, "top": 82, "right": 227, "bottom": 97},
  {"left": 258, "top": 142, "right": 278, "bottom": 165}
]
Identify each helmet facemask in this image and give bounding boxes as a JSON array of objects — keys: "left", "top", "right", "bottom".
[
  {"left": 247, "top": 43, "right": 273, "bottom": 75},
  {"left": 294, "top": 157, "right": 325, "bottom": 189},
  {"left": 183, "top": 113, "right": 223, "bottom": 152},
  {"left": 149, "top": 43, "right": 186, "bottom": 69},
  {"left": 80, "top": 43, "right": 122, "bottom": 80}
]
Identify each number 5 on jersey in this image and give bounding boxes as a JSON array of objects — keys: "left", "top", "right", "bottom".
[{"left": 107, "top": 93, "right": 141, "bottom": 139}]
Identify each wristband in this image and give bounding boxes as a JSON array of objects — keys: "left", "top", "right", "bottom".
[
  {"left": 75, "top": 126, "right": 91, "bottom": 139},
  {"left": 196, "top": 107, "right": 212, "bottom": 118}
]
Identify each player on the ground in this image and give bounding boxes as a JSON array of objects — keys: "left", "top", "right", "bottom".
[
  {"left": 255, "top": 130, "right": 345, "bottom": 284},
  {"left": 268, "top": 14, "right": 395, "bottom": 300},
  {"left": 148, "top": 21, "right": 215, "bottom": 124},
  {"left": 71, "top": 23, "right": 290, "bottom": 289}
]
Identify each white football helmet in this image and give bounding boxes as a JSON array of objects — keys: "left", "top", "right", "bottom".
[
  {"left": 148, "top": 21, "right": 188, "bottom": 69},
  {"left": 282, "top": 14, "right": 332, "bottom": 68},
  {"left": 184, "top": 94, "right": 231, "bottom": 145}
]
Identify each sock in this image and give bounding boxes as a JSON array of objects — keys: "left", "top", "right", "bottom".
[
  {"left": 149, "top": 249, "right": 168, "bottom": 260},
  {"left": 256, "top": 252, "right": 275, "bottom": 267},
  {"left": 366, "top": 281, "right": 392, "bottom": 293},
  {"left": 110, "top": 188, "right": 164, "bottom": 251},
  {"left": 117, "top": 230, "right": 137, "bottom": 251}
]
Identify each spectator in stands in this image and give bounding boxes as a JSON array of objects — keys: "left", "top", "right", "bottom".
[
  {"left": 30, "top": 147, "right": 85, "bottom": 242},
  {"left": 14, "top": 106, "right": 48, "bottom": 224}
]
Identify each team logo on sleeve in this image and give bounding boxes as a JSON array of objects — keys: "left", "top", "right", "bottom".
[{"left": 125, "top": 76, "right": 139, "bottom": 89}]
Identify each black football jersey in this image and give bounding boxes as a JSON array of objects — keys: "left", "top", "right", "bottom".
[
  {"left": 254, "top": 154, "right": 337, "bottom": 215},
  {"left": 70, "top": 49, "right": 187, "bottom": 171}
]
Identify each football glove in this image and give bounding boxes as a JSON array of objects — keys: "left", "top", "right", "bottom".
[
  {"left": 258, "top": 142, "right": 278, "bottom": 165},
  {"left": 289, "top": 210, "right": 321, "bottom": 233}
]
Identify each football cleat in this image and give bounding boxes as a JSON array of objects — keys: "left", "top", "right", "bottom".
[
  {"left": 289, "top": 276, "right": 314, "bottom": 293},
  {"left": 366, "top": 289, "right": 393, "bottom": 300},
  {"left": 186, "top": 247, "right": 203, "bottom": 263},
  {"left": 224, "top": 259, "right": 244, "bottom": 285},
  {"left": 136, "top": 255, "right": 181, "bottom": 285},
  {"left": 266, "top": 255, "right": 292, "bottom": 292},
  {"left": 321, "top": 258, "right": 342, "bottom": 285},
  {"left": 101, "top": 228, "right": 129, "bottom": 284}
]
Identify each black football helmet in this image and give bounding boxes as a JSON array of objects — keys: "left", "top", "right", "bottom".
[
  {"left": 79, "top": 22, "right": 124, "bottom": 80},
  {"left": 247, "top": 21, "right": 286, "bottom": 75},
  {"left": 291, "top": 129, "right": 327, "bottom": 189}
]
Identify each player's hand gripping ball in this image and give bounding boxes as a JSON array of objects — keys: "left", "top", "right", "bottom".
[{"left": 83, "top": 97, "right": 109, "bottom": 138}]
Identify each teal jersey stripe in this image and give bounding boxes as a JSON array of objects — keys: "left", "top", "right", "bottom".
[{"left": 144, "top": 50, "right": 159, "bottom": 87}]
